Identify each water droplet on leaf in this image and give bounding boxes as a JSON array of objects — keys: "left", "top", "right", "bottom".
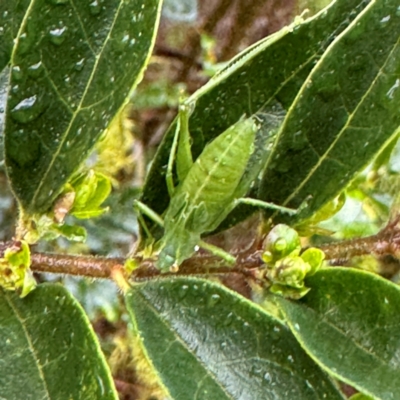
[
  {"left": 11, "top": 94, "right": 45, "bottom": 124},
  {"left": 89, "top": 0, "right": 101, "bottom": 15},
  {"left": 49, "top": 26, "right": 67, "bottom": 45},
  {"left": 74, "top": 58, "right": 85, "bottom": 71},
  {"left": 28, "top": 61, "right": 43, "bottom": 78},
  {"left": 12, "top": 66, "right": 23, "bottom": 82},
  {"left": 387, "top": 78, "right": 400, "bottom": 99},
  {"left": 207, "top": 293, "right": 220, "bottom": 307},
  {"left": 178, "top": 284, "right": 189, "bottom": 299}
]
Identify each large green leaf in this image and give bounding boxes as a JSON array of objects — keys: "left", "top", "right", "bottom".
[
  {"left": 0, "top": 283, "right": 117, "bottom": 399},
  {"left": 126, "top": 277, "right": 344, "bottom": 400},
  {"left": 1, "top": 0, "right": 162, "bottom": 213},
  {"left": 260, "top": 0, "right": 400, "bottom": 223},
  {"left": 276, "top": 268, "right": 400, "bottom": 400},
  {"left": 141, "top": 0, "right": 371, "bottom": 233}
]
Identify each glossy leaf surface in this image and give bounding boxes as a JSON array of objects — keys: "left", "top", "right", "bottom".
[
  {"left": 126, "top": 277, "right": 344, "bottom": 400},
  {"left": 0, "top": 284, "right": 117, "bottom": 399},
  {"left": 1, "top": 0, "right": 162, "bottom": 213},
  {"left": 141, "top": 0, "right": 371, "bottom": 232},
  {"left": 260, "top": 0, "right": 400, "bottom": 223},
  {"left": 277, "top": 268, "right": 400, "bottom": 400}
]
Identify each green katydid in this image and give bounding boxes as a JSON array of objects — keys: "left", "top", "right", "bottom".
[{"left": 135, "top": 103, "right": 301, "bottom": 272}]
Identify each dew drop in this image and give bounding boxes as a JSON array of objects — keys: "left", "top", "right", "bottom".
[
  {"left": 18, "top": 31, "right": 36, "bottom": 54},
  {"left": 305, "top": 380, "right": 313, "bottom": 389},
  {"left": 264, "top": 372, "right": 272, "bottom": 382},
  {"left": 223, "top": 312, "right": 234, "bottom": 326},
  {"left": 89, "top": 0, "right": 101, "bottom": 15},
  {"left": 12, "top": 65, "right": 23, "bottom": 82},
  {"left": 96, "top": 376, "right": 105, "bottom": 396},
  {"left": 207, "top": 293, "right": 220, "bottom": 307},
  {"left": 387, "top": 78, "right": 400, "bottom": 99},
  {"left": 178, "top": 284, "right": 189, "bottom": 299},
  {"left": 11, "top": 94, "right": 45, "bottom": 124},
  {"left": 122, "top": 34, "right": 129, "bottom": 44},
  {"left": 28, "top": 61, "right": 43, "bottom": 78},
  {"left": 74, "top": 58, "right": 85, "bottom": 71},
  {"left": 49, "top": 26, "right": 67, "bottom": 45}
]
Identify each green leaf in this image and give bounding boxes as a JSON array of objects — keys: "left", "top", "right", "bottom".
[
  {"left": 126, "top": 277, "right": 344, "bottom": 400},
  {"left": 2, "top": 0, "right": 162, "bottom": 214},
  {"left": 70, "top": 170, "right": 111, "bottom": 219},
  {"left": 53, "top": 223, "right": 87, "bottom": 242},
  {"left": 276, "top": 268, "right": 400, "bottom": 400},
  {"left": 141, "top": 0, "right": 371, "bottom": 233},
  {"left": 260, "top": 0, "right": 400, "bottom": 223},
  {"left": 0, "top": 283, "right": 117, "bottom": 399}
]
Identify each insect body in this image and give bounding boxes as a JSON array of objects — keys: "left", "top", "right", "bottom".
[{"left": 156, "top": 115, "right": 258, "bottom": 271}]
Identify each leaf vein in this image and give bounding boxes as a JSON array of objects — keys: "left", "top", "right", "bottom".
[
  {"left": 29, "top": 0, "right": 127, "bottom": 208},
  {"left": 5, "top": 294, "right": 51, "bottom": 400},
  {"left": 280, "top": 13, "right": 400, "bottom": 209},
  {"left": 135, "top": 290, "right": 235, "bottom": 400}
]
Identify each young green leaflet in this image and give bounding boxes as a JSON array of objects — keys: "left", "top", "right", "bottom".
[{"left": 135, "top": 104, "right": 298, "bottom": 272}]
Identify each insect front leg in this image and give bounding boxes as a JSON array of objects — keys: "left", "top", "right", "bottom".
[{"left": 166, "top": 103, "right": 194, "bottom": 197}]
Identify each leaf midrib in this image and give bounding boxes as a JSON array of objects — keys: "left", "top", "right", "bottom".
[
  {"left": 132, "top": 289, "right": 235, "bottom": 400},
  {"left": 270, "top": 0, "right": 398, "bottom": 214},
  {"left": 28, "top": 0, "right": 127, "bottom": 209},
  {"left": 5, "top": 293, "right": 51, "bottom": 400}
]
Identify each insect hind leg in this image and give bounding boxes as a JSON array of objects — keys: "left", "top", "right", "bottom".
[
  {"left": 235, "top": 197, "right": 305, "bottom": 215},
  {"left": 133, "top": 200, "right": 165, "bottom": 240}
]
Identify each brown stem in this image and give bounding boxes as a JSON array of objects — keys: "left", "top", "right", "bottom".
[
  {"left": 30, "top": 252, "right": 124, "bottom": 278},
  {"left": 320, "top": 218, "right": 400, "bottom": 264},
  {"left": 26, "top": 248, "right": 257, "bottom": 282},
  {"left": 3, "top": 217, "right": 400, "bottom": 283}
]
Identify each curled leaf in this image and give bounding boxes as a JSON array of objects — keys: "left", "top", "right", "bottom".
[
  {"left": 0, "top": 241, "right": 35, "bottom": 297},
  {"left": 70, "top": 170, "right": 111, "bottom": 219}
]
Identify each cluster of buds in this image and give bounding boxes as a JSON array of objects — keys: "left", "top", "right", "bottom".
[{"left": 261, "top": 224, "right": 325, "bottom": 299}]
